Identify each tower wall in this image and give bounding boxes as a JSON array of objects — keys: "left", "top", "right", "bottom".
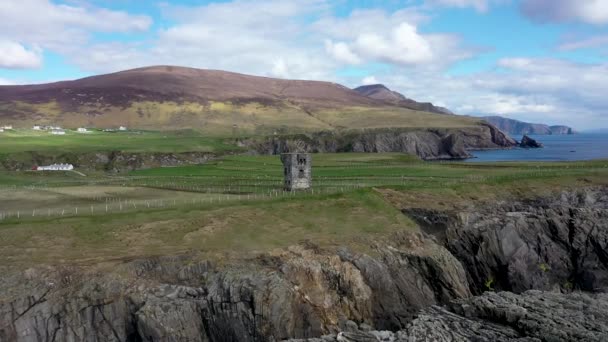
[{"left": 280, "top": 153, "right": 312, "bottom": 191}]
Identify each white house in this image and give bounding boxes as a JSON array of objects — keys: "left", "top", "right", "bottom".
[
  {"left": 77, "top": 127, "right": 89, "bottom": 133},
  {"left": 0, "top": 128, "right": 4, "bottom": 133},
  {"left": 119, "top": 126, "right": 127, "bottom": 131},
  {"left": 51, "top": 130, "right": 66, "bottom": 135},
  {"left": 2, "top": 125, "right": 12, "bottom": 130},
  {"left": 36, "top": 163, "right": 74, "bottom": 171},
  {"left": 33, "top": 125, "right": 41, "bottom": 130}
]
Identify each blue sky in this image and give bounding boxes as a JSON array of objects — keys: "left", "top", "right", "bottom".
[{"left": 0, "top": 0, "right": 607, "bottom": 129}]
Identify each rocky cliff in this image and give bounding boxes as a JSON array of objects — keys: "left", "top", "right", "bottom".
[
  {"left": 0, "top": 125, "right": 514, "bottom": 171},
  {"left": 2, "top": 187, "right": 607, "bottom": 341},
  {"left": 483, "top": 116, "right": 576, "bottom": 135},
  {"left": 240, "top": 124, "right": 516, "bottom": 160}
]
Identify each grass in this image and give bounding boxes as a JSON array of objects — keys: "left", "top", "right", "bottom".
[
  {"left": 1, "top": 99, "right": 483, "bottom": 134},
  {"left": 0, "top": 129, "right": 239, "bottom": 154},
  {"left": 0, "top": 152, "right": 607, "bottom": 268},
  {"left": 0, "top": 189, "right": 414, "bottom": 266}
]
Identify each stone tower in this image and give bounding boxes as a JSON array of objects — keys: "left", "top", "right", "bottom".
[{"left": 280, "top": 153, "right": 312, "bottom": 191}]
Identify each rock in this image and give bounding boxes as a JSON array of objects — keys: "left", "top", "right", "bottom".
[
  {"left": 2, "top": 187, "right": 608, "bottom": 341},
  {"left": 405, "top": 290, "right": 608, "bottom": 342},
  {"left": 337, "top": 331, "right": 379, "bottom": 342},
  {"left": 240, "top": 125, "right": 516, "bottom": 161},
  {"left": 519, "top": 135, "right": 543, "bottom": 148},
  {"left": 291, "top": 290, "right": 608, "bottom": 342},
  {"left": 443, "top": 187, "right": 608, "bottom": 294}
]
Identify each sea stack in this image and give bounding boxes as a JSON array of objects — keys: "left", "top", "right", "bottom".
[{"left": 520, "top": 135, "right": 544, "bottom": 148}]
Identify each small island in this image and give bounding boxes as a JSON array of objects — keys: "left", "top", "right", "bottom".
[{"left": 520, "top": 135, "right": 544, "bottom": 148}]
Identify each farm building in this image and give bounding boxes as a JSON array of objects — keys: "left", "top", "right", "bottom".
[
  {"left": 33, "top": 125, "right": 41, "bottom": 130},
  {"left": 35, "top": 163, "right": 74, "bottom": 171},
  {"left": 0, "top": 128, "right": 4, "bottom": 133},
  {"left": 51, "top": 130, "right": 66, "bottom": 135},
  {"left": 119, "top": 126, "right": 128, "bottom": 131},
  {"left": 281, "top": 153, "right": 312, "bottom": 191},
  {"left": 77, "top": 127, "right": 89, "bottom": 133},
  {"left": 2, "top": 125, "right": 13, "bottom": 130}
]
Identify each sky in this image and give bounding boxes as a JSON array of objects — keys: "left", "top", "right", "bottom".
[{"left": 0, "top": 0, "right": 607, "bottom": 130}]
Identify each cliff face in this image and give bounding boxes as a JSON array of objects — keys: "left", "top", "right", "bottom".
[
  {"left": 550, "top": 125, "right": 575, "bottom": 135},
  {"left": 241, "top": 124, "right": 516, "bottom": 160},
  {"left": 0, "top": 233, "right": 470, "bottom": 341},
  {"left": 483, "top": 115, "right": 575, "bottom": 135},
  {"left": 1, "top": 187, "right": 608, "bottom": 341}
]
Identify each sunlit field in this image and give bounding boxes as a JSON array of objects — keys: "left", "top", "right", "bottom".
[{"left": 0, "top": 152, "right": 607, "bottom": 267}]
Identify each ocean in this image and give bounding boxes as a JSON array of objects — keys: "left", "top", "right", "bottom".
[{"left": 467, "top": 133, "right": 608, "bottom": 162}]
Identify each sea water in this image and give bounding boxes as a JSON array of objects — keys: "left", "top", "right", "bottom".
[{"left": 467, "top": 133, "right": 608, "bottom": 162}]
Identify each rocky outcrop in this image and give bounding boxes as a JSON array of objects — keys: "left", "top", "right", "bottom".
[
  {"left": 2, "top": 187, "right": 608, "bottom": 341},
  {"left": 288, "top": 290, "right": 608, "bottom": 341},
  {"left": 550, "top": 125, "right": 576, "bottom": 135},
  {"left": 519, "top": 135, "right": 543, "bottom": 148},
  {"left": 240, "top": 125, "right": 516, "bottom": 160},
  {"left": 0, "top": 233, "right": 471, "bottom": 342},
  {"left": 483, "top": 116, "right": 575, "bottom": 135},
  {"left": 409, "top": 187, "right": 608, "bottom": 294},
  {"left": 0, "top": 151, "right": 216, "bottom": 172}
]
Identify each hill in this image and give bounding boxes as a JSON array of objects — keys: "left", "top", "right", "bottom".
[
  {"left": 482, "top": 116, "right": 576, "bottom": 135},
  {"left": 0, "top": 66, "right": 477, "bottom": 135},
  {"left": 353, "top": 84, "right": 453, "bottom": 115}
]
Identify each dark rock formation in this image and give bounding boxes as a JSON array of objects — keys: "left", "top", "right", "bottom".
[
  {"left": 519, "top": 135, "right": 543, "bottom": 148},
  {"left": 2, "top": 187, "right": 608, "bottom": 341},
  {"left": 240, "top": 125, "right": 516, "bottom": 161},
  {"left": 483, "top": 115, "right": 575, "bottom": 135},
  {"left": 289, "top": 290, "right": 608, "bottom": 341},
  {"left": 0, "top": 233, "right": 471, "bottom": 341},
  {"left": 443, "top": 187, "right": 608, "bottom": 294}
]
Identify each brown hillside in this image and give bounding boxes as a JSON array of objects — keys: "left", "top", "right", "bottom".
[
  {"left": 0, "top": 66, "right": 378, "bottom": 108},
  {"left": 0, "top": 66, "right": 480, "bottom": 134},
  {"left": 354, "top": 84, "right": 454, "bottom": 115}
]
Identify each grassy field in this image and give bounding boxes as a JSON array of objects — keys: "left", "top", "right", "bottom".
[
  {"left": 0, "top": 153, "right": 607, "bottom": 267},
  {"left": 2, "top": 99, "right": 483, "bottom": 134},
  {"left": 0, "top": 129, "right": 239, "bottom": 154}
]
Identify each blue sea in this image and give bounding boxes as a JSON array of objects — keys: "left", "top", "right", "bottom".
[{"left": 467, "top": 133, "right": 608, "bottom": 162}]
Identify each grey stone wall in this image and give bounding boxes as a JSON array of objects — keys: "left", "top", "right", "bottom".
[{"left": 280, "top": 153, "right": 311, "bottom": 190}]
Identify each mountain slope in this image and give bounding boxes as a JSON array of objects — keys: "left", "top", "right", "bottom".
[
  {"left": 482, "top": 116, "right": 575, "bottom": 135},
  {"left": 353, "top": 84, "right": 453, "bottom": 115},
  {"left": 0, "top": 66, "right": 377, "bottom": 107},
  {"left": 0, "top": 66, "right": 482, "bottom": 135}
]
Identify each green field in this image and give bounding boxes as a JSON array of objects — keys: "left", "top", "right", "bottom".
[
  {"left": 1, "top": 152, "right": 607, "bottom": 267},
  {"left": 0, "top": 129, "right": 238, "bottom": 154}
]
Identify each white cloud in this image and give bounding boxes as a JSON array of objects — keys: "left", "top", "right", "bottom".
[
  {"left": 315, "top": 11, "right": 476, "bottom": 68},
  {"left": 0, "top": 77, "right": 15, "bottom": 85},
  {"left": 0, "top": 40, "right": 42, "bottom": 69},
  {"left": 361, "top": 76, "right": 380, "bottom": 85},
  {"left": 0, "top": 0, "right": 151, "bottom": 69},
  {"left": 352, "top": 23, "right": 434, "bottom": 65},
  {"left": 66, "top": 1, "right": 475, "bottom": 79},
  {"left": 558, "top": 34, "right": 608, "bottom": 51},
  {"left": 325, "top": 40, "right": 361, "bottom": 65},
  {"left": 425, "top": 0, "right": 491, "bottom": 12},
  {"left": 359, "top": 57, "right": 608, "bottom": 130},
  {"left": 521, "top": 0, "right": 608, "bottom": 25}
]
